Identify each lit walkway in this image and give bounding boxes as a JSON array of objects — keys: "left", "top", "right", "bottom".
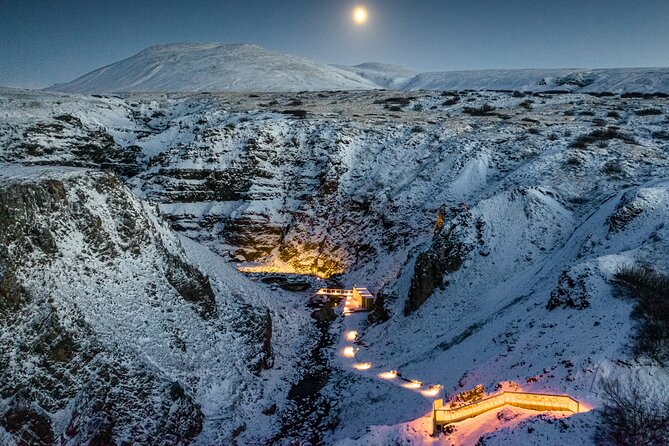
[
  {"left": 433, "top": 391, "right": 582, "bottom": 434},
  {"left": 336, "top": 305, "right": 587, "bottom": 437}
]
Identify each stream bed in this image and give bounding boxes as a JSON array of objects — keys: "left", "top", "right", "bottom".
[{"left": 246, "top": 273, "right": 344, "bottom": 445}]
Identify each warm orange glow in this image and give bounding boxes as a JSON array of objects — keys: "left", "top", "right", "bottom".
[
  {"left": 236, "top": 248, "right": 347, "bottom": 279},
  {"left": 421, "top": 385, "right": 442, "bottom": 397},
  {"left": 378, "top": 370, "right": 398, "bottom": 380},
  {"left": 343, "top": 294, "right": 362, "bottom": 316},
  {"left": 353, "top": 362, "right": 372, "bottom": 370},
  {"left": 577, "top": 401, "right": 593, "bottom": 413},
  {"left": 343, "top": 346, "right": 356, "bottom": 358},
  {"left": 317, "top": 288, "right": 353, "bottom": 296},
  {"left": 353, "top": 6, "right": 368, "bottom": 25},
  {"left": 237, "top": 264, "right": 331, "bottom": 279},
  {"left": 346, "top": 330, "right": 358, "bottom": 341},
  {"left": 432, "top": 391, "right": 585, "bottom": 431},
  {"left": 403, "top": 380, "right": 422, "bottom": 389}
]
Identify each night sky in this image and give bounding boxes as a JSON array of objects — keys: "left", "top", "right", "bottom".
[{"left": 1, "top": 0, "right": 668, "bottom": 88}]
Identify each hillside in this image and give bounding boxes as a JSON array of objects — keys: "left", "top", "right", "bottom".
[
  {"left": 0, "top": 164, "right": 308, "bottom": 444},
  {"left": 1, "top": 87, "right": 668, "bottom": 444}
]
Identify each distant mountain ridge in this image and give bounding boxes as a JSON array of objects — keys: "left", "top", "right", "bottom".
[{"left": 48, "top": 43, "right": 669, "bottom": 94}]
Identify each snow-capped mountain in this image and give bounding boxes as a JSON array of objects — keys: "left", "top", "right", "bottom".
[
  {"left": 48, "top": 43, "right": 379, "bottom": 93},
  {"left": 47, "top": 43, "right": 669, "bottom": 94},
  {"left": 1, "top": 86, "right": 668, "bottom": 445}
]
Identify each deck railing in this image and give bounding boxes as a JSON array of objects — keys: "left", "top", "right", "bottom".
[
  {"left": 433, "top": 391, "right": 581, "bottom": 434},
  {"left": 316, "top": 288, "right": 353, "bottom": 296}
]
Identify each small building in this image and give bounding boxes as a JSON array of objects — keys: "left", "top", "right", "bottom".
[{"left": 352, "top": 287, "right": 375, "bottom": 310}]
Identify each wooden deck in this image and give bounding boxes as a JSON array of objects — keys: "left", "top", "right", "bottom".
[{"left": 433, "top": 391, "right": 582, "bottom": 434}]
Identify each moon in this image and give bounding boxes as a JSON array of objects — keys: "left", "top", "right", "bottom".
[{"left": 353, "top": 6, "right": 368, "bottom": 25}]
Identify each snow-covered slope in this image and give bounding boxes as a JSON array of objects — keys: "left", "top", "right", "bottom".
[
  {"left": 404, "top": 67, "right": 669, "bottom": 94},
  {"left": 1, "top": 88, "right": 668, "bottom": 444},
  {"left": 48, "top": 43, "right": 379, "bottom": 93},
  {"left": 335, "top": 62, "right": 418, "bottom": 90},
  {"left": 0, "top": 164, "right": 307, "bottom": 445}
]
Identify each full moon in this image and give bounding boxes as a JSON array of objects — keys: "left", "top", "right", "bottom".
[{"left": 353, "top": 6, "right": 368, "bottom": 25}]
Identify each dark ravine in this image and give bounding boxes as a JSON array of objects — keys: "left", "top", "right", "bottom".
[{"left": 267, "top": 278, "right": 343, "bottom": 445}]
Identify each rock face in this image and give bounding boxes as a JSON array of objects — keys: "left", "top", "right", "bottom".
[
  {"left": 546, "top": 269, "right": 591, "bottom": 310},
  {"left": 164, "top": 251, "right": 218, "bottom": 319},
  {"left": 405, "top": 209, "right": 475, "bottom": 315},
  {"left": 6, "top": 113, "right": 142, "bottom": 177},
  {"left": 0, "top": 167, "right": 274, "bottom": 444},
  {"left": 133, "top": 112, "right": 435, "bottom": 280}
]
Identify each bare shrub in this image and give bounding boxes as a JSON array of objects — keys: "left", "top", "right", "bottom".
[
  {"left": 571, "top": 128, "right": 636, "bottom": 149},
  {"left": 280, "top": 109, "right": 308, "bottom": 119},
  {"left": 635, "top": 108, "right": 663, "bottom": 116},
  {"left": 519, "top": 99, "right": 534, "bottom": 110},
  {"left": 613, "top": 265, "right": 669, "bottom": 364},
  {"left": 602, "top": 160, "right": 623, "bottom": 176},
  {"left": 462, "top": 104, "right": 496, "bottom": 116},
  {"left": 652, "top": 131, "right": 669, "bottom": 140},
  {"left": 595, "top": 376, "right": 669, "bottom": 446}
]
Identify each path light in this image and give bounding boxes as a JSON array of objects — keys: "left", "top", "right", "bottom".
[
  {"left": 353, "top": 362, "right": 372, "bottom": 370},
  {"left": 343, "top": 346, "right": 356, "bottom": 358},
  {"left": 346, "top": 330, "right": 358, "bottom": 341},
  {"left": 420, "top": 384, "right": 442, "bottom": 397},
  {"left": 402, "top": 380, "right": 422, "bottom": 389},
  {"left": 378, "top": 370, "right": 398, "bottom": 380}
]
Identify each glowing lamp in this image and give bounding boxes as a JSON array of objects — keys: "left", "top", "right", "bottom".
[
  {"left": 420, "top": 385, "right": 442, "bottom": 397},
  {"left": 402, "top": 380, "right": 422, "bottom": 389},
  {"left": 379, "top": 370, "right": 398, "bottom": 380},
  {"left": 353, "top": 362, "right": 372, "bottom": 370}
]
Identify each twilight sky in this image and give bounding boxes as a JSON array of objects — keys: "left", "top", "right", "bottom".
[{"left": 1, "top": 0, "right": 668, "bottom": 88}]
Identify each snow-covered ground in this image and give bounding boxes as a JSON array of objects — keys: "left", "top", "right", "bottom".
[{"left": 0, "top": 87, "right": 668, "bottom": 445}]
